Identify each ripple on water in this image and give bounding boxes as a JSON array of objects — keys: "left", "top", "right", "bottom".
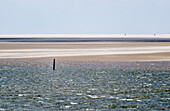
[{"left": 0, "top": 61, "right": 169, "bottom": 110}]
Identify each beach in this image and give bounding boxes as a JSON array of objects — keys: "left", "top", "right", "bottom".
[
  {"left": 1, "top": 0, "right": 170, "bottom": 109},
  {"left": 0, "top": 37, "right": 170, "bottom": 110},
  {"left": 0, "top": 42, "right": 170, "bottom": 61}
]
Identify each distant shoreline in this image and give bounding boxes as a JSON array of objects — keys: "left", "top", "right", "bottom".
[{"left": 0, "top": 34, "right": 170, "bottom": 38}]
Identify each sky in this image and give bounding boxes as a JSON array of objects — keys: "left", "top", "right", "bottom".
[{"left": 0, "top": 0, "right": 170, "bottom": 34}]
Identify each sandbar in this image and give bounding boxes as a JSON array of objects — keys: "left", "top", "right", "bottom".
[{"left": 0, "top": 42, "right": 170, "bottom": 62}]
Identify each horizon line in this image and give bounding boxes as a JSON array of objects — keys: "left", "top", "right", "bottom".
[{"left": 0, "top": 34, "right": 170, "bottom": 38}]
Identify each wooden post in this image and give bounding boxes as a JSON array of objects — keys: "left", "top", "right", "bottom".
[{"left": 53, "top": 59, "right": 55, "bottom": 70}]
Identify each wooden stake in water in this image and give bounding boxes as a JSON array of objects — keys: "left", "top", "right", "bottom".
[{"left": 53, "top": 59, "right": 55, "bottom": 70}]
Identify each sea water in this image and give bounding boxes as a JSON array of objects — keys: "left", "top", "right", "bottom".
[
  {"left": 0, "top": 37, "right": 170, "bottom": 42},
  {"left": 0, "top": 60, "right": 169, "bottom": 110}
]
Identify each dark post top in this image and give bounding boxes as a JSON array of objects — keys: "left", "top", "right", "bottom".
[{"left": 53, "top": 59, "right": 55, "bottom": 70}]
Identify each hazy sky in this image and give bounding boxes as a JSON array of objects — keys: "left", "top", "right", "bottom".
[{"left": 0, "top": 0, "right": 170, "bottom": 34}]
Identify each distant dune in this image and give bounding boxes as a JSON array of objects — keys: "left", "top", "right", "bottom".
[{"left": 0, "top": 34, "right": 170, "bottom": 38}]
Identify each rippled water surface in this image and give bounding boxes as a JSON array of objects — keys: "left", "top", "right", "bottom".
[{"left": 0, "top": 60, "right": 169, "bottom": 110}]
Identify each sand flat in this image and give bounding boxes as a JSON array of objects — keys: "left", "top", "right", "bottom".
[
  {"left": 0, "top": 42, "right": 170, "bottom": 61},
  {"left": 0, "top": 42, "right": 170, "bottom": 49}
]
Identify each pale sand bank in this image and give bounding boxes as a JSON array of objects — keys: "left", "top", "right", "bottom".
[
  {"left": 0, "top": 42, "right": 170, "bottom": 61},
  {"left": 0, "top": 34, "right": 170, "bottom": 38}
]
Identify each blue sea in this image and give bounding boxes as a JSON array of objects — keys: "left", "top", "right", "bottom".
[
  {"left": 0, "top": 37, "right": 170, "bottom": 42},
  {"left": 0, "top": 60, "right": 169, "bottom": 110}
]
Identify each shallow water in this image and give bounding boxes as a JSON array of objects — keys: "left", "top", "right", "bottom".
[{"left": 0, "top": 61, "right": 169, "bottom": 110}]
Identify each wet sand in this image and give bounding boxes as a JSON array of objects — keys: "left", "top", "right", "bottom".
[{"left": 0, "top": 42, "right": 170, "bottom": 61}]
